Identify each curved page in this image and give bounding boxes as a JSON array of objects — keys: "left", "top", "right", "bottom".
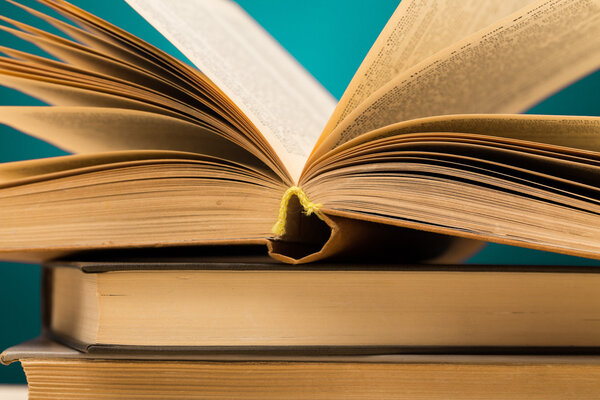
[
  {"left": 0, "top": 106, "right": 272, "bottom": 175},
  {"left": 313, "top": 0, "right": 600, "bottom": 159},
  {"left": 125, "top": 0, "right": 337, "bottom": 182},
  {"left": 320, "top": 0, "right": 533, "bottom": 138}
]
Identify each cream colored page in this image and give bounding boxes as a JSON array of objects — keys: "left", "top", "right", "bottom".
[
  {"left": 337, "top": 114, "right": 600, "bottom": 154},
  {"left": 317, "top": 0, "right": 600, "bottom": 156},
  {"left": 323, "top": 0, "right": 533, "bottom": 135},
  {"left": 125, "top": 0, "right": 337, "bottom": 182},
  {"left": 0, "top": 151, "right": 205, "bottom": 184},
  {"left": 0, "top": 107, "right": 268, "bottom": 172},
  {"left": 0, "top": 73, "right": 186, "bottom": 118}
]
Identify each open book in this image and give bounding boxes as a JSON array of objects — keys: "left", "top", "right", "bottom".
[{"left": 0, "top": 0, "right": 598, "bottom": 263}]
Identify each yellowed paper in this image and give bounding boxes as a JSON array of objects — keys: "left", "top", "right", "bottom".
[
  {"left": 337, "top": 114, "right": 600, "bottom": 155},
  {"left": 321, "top": 0, "right": 533, "bottom": 137},
  {"left": 0, "top": 150, "right": 213, "bottom": 184},
  {"left": 314, "top": 0, "right": 600, "bottom": 160},
  {"left": 4, "top": 0, "right": 174, "bottom": 77},
  {"left": 0, "top": 72, "right": 185, "bottom": 117},
  {"left": 0, "top": 106, "right": 270, "bottom": 173},
  {"left": 0, "top": 22, "right": 190, "bottom": 103}
]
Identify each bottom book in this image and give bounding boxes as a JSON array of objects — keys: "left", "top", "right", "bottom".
[{"left": 3, "top": 337, "right": 600, "bottom": 399}]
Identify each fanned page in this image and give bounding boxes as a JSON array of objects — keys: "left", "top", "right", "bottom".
[
  {"left": 0, "top": 0, "right": 599, "bottom": 264},
  {"left": 0, "top": 151, "right": 285, "bottom": 263},
  {"left": 311, "top": 0, "right": 600, "bottom": 161},
  {"left": 0, "top": 0, "right": 295, "bottom": 181},
  {"left": 319, "top": 114, "right": 600, "bottom": 160},
  {"left": 319, "top": 0, "right": 534, "bottom": 139},
  {"left": 125, "top": 0, "right": 337, "bottom": 183},
  {"left": 0, "top": 107, "right": 271, "bottom": 175},
  {"left": 297, "top": 113, "right": 600, "bottom": 262}
]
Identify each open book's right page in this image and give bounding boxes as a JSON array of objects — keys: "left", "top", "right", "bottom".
[
  {"left": 311, "top": 0, "right": 600, "bottom": 160},
  {"left": 321, "top": 0, "right": 533, "bottom": 136}
]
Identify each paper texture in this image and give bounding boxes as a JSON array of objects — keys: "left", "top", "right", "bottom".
[
  {"left": 315, "top": 0, "right": 600, "bottom": 157},
  {"left": 328, "top": 114, "right": 600, "bottom": 157},
  {"left": 125, "top": 0, "right": 337, "bottom": 182},
  {"left": 0, "top": 107, "right": 270, "bottom": 174},
  {"left": 321, "top": 0, "right": 533, "bottom": 137}
]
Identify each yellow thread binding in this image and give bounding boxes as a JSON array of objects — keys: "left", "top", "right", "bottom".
[{"left": 271, "top": 186, "right": 322, "bottom": 236}]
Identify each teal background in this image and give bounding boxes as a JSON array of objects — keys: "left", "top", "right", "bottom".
[{"left": 0, "top": 0, "right": 598, "bottom": 384}]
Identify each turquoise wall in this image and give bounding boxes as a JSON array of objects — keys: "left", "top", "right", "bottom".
[{"left": 0, "top": 0, "right": 598, "bottom": 383}]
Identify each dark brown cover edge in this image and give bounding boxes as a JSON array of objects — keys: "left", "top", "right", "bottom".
[
  {"left": 5, "top": 337, "right": 600, "bottom": 364},
  {"left": 43, "top": 260, "right": 600, "bottom": 274}
]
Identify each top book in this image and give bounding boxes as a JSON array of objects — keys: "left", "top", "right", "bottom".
[{"left": 0, "top": 0, "right": 598, "bottom": 264}]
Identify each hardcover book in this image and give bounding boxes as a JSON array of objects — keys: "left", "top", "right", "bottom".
[
  {"left": 4, "top": 338, "right": 600, "bottom": 399},
  {"left": 40, "top": 259, "right": 600, "bottom": 351}
]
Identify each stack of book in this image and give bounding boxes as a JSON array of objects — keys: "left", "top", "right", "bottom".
[
  {"left": 1, "top": 0, "right": 600, "bottom": 398},
  {"left": 4, "top": 254, "right": 600, "bottom": 398}
]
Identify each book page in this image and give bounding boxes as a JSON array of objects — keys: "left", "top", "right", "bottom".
[
  {"left": 0, "top": 106, "right": 272, "bottom": 175},
  {"left": 0, "top": 150, "right": 213, "bottom": 184},
  {"left": 125, "top": 0, "right": 337, "bottom": 183},
  {"left": 302, "top": 114, "right": 600, "bottom": 182},
  {"left": 312, "top": 0, "right": 600, "bottom": 160},
  {"left": 341, "top": 114, "right": 600, "bottom": 154},
  {"left": 320, "top": 0, "right": 533, "bottom": 137}
]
